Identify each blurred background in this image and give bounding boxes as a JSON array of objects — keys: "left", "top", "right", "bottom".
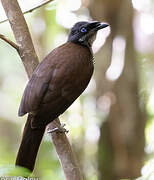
[{"left": 0, "top": 0, "right": 154, "bottom": 179}]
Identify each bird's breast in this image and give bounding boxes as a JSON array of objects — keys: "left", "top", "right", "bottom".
[{"left": 56, "top": 43, "right": 94, "bottom": 100}]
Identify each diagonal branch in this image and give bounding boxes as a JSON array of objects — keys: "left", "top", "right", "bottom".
[
  {"left": 0, "top": 0, "right": 54, "bottom": 24},
  {"left": 0, "top": 34, "right": 19, "bottom": 51},
  {"left": 1, "top": 0, "right": 83, "bottom": 180}
]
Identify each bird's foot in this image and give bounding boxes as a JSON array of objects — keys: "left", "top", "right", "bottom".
[{"left": 47, "top": 123, "right": 69, "bottom": 134}]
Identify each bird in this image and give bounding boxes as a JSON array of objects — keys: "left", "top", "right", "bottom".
[{"left": 15, "top": 21, "right": 109, "bottom": 172}]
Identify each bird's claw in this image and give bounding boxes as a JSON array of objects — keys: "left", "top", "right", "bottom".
[{"left": 47, "top": 123, "right": 69, "bottom": 134}]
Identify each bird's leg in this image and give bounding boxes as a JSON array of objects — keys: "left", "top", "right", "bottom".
[{"left": 47, "top": 121, "right": 69, "bottom": 134}]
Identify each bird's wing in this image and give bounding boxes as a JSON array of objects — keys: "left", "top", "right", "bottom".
[
  {"left": 18, "top": 42, "right": 93, "bottom": 118},
  {"left": 18, "top": 56, "right": 57, "bottom": 116},
  {"left": 18, "top": 44, "right": 74, "bottom": 117}
]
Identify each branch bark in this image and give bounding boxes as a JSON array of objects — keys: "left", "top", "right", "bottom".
[
  {"left": 1, "top": 0, "right": 83, "bottom": 179},
  {"left": 0, "top": 34, "right": 19, "bottom": 51}
]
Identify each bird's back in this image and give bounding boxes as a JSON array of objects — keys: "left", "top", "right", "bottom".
[{"left": 19, "top": 42, "right": 94, "bottom": 127}]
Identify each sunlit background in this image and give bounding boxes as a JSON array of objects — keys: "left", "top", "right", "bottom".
[{"left": 0, "top": 0, "right": 154, "bottom": 179}]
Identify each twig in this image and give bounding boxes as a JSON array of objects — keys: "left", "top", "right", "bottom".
[
  {"left": 1, "top": 0, "right": 39, "bottom": 78},
  {"left": 0, "top": 34, "right": 19, "bottom": 51},
  {"left": 1, "top": 0, "right": 83, "bottom": 179},
  {"left": 0, "top": 0, "right": 54, "bottom": 24}
]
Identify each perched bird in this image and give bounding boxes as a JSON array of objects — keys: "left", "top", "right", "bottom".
[{"left": 16, "top": 21, "right": 109, "bottom": 172}]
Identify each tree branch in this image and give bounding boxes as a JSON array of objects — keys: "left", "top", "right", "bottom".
[
  {"left": 48, "top": 120, "right": 83, "bottom": 180},
  {"left": 0, "top": 34, "right": 19, "bottom": 51},
  {"left": 0, "top": 0, "right": 54, "bottom": 24},
  {"left": 1, "top": 0, "right": 83, "bottom": 180}
]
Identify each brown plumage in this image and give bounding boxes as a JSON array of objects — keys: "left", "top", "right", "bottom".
[
  {"left": 16, "top": 21, "right": 109, "bottom": 172},
  {"left": 19, "top": 42, "right": 93, "bottom": 126}
]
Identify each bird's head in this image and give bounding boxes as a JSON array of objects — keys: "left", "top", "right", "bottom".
[{"left": 68, "top": 21, "right": 109, "bottom": 48}]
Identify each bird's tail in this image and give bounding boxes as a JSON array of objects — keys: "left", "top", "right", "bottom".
[{"left": 15, "top": 114, "right": 46, "bottom": 172}]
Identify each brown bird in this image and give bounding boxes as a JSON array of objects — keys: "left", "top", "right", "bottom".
[{"left": 16, "top": 21, "right": 109, "bottom": 172}]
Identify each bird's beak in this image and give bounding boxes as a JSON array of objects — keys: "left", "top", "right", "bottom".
[
  {"left": 95, "top": 23, "right": 109, "bottom": 30},
  {"left": 88, "top": 21, "right": 109, "bottom": 32}
]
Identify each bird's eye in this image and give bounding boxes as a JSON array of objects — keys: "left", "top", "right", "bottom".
[{"left": 80, "top": 27, "right": 87, "bottom": 33}]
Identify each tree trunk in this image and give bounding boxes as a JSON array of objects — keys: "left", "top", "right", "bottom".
[{"left": 89, "top": 0, "right": 146, "bottom": 179}]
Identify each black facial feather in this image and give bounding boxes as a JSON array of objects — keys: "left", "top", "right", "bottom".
[{"left": 67, "top": 21, "right": 105, "bottom": 48}]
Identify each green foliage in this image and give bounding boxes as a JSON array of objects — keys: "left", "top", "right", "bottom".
[{"left": 0, "top": 165, "right": 31, "bottom": 177}]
